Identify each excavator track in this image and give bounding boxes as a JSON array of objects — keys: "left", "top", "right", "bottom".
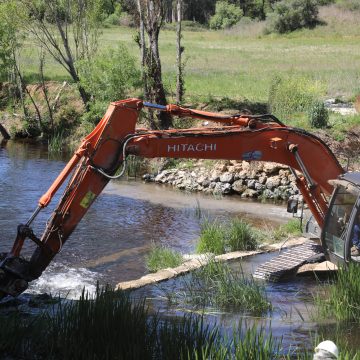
[{"left": 253, "top": 241, "right": 324, "bottom": 282}]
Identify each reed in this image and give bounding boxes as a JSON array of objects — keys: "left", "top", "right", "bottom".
[
  {"left": 48, "top": 131, "right": 64, "bottom": 153},
  {"left": 317, "top": 262, "right": 360, "bottom": 322},
  {"left": 226, "top": 218, "right": 258, "bottom": 251},
  {"left": 145, "top": 244, "right": 183, "bottom": 272},
  {"left": 197, "top": 219, "right": 226, "bottom": 255},
  {"left": 0, "top": 287, "right": 279, "bottom": 360},
  {"left": 176, "top": 260, "right": 272, "bottom": 314}
]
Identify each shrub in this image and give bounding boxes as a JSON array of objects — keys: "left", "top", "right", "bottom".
[
  {"left": 227, "top": 218, "right": 258, "bottom": 251},
  {"left": 145, "top": 244, "right": 183, "bottom": 272},
  {"left": 268, "top": 74, "right": 326, "bottom": 120},
  {"left": 103, "top": 13, "right": 121, "bottom": 26},
  {"left": 77, "top": 44, "right": 140, "bottom": 124},
  {"left": 209, "top": 1, "right": 243, "bottom": 30},
  {"left": 267, "top": 0, "right": 319, "bottom": 33},
  {"left": 308, "top": 100, "right": 329, "bottom": 128}
]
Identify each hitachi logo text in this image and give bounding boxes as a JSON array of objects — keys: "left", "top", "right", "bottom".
[{"left": 167, "top": 143, "right": 217, "bottom": 152}]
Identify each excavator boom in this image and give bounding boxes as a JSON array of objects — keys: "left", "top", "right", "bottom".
[{"left": 0, "top": 98, "right": 345, "bottom": 298}]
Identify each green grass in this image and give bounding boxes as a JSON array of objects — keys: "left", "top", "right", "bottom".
[
  {"left": 145, "top": 244, "right": 183, "bottom": 272},
  {"left": 17, "top": 6, "right": 360, "bottom": 105},
  {"left": 270, "top": 218, "right": 302, "bottom": 242}
]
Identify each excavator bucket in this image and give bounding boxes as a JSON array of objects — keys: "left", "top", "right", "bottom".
[{"left": 0, "top": 253, "right": 30, "bottom": 299}]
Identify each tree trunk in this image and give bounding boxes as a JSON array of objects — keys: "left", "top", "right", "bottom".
[
  {"left": 140, "top": 0, "right": 172, "bottom": 129},
  {"left": 176, "top": 0, "right": 184, "bottom": 104}
]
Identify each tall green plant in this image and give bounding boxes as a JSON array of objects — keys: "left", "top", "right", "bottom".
[
  {"left": 78, "top": 44, "right": 140, "bottom": 124},
  {"left": 268, "top": 74, "right": 326, "bottom": 121}
]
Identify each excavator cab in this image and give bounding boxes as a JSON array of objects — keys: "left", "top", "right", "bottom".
[{"left": 321, "top": 173, "right": 360, "bottom": 264}]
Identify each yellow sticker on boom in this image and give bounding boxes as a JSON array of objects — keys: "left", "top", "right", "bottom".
[{"left": 80, "top": 191, "right": 96, "bottom": 209}]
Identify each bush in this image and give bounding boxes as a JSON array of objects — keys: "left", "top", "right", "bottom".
[
  {"left": 209, "top": 1, "right": 243, "bottom": 30},
  {"left": 267, "top": 0, "right": 319, "bottom": 33},
  {"left": 78, "top": 44, "right": 140, "bottom": 124},
  {"left": 308, "top": 100, "right": 329, "bottom": 128},
  {"left": 103, "top": 13, "right": 121, "bottom": 26},
  {"left": 268, "top": 74, "right": 326, "bottom": 120},
  {"left": 145, "top": 245, "right": 183, "bottom": 272}
]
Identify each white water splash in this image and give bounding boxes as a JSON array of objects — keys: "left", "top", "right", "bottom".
[{"left": 26, "top": 263, "right": 101, "bottom": 299}]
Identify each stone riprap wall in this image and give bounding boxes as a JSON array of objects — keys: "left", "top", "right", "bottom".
[{"left": 143, "top": 160, "right": 301, "bottom": 200}]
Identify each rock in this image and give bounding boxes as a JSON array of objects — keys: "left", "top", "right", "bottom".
[
  {"left": 210, "top": 171, "right": 220, "bottom": 182},
  {"left": 202, "top": 179, "right": 211, "bottom": 188},
  {"left": 246, "top": 179, "right": 256, "bottom": 189},
  {"left": 214, "top": 163, "right": 228, "bottom": 172},
  {"left": 266, "top": 176, "right": 281, "bottom": 190},
  {"left": 241, "top": 189, "right": 259, "bottom": 198},
  {"left": 197, "top": 175, "right": 207, "bottom": 184},
  {"left": 232, "top": 179, "right": 246, "bottom": 193},
  {"left": 220, "top": 172, "right": 234, "bottom": 183},
  {"left": 263, "top": 163, "right": 285, "bottom": 175},
  {"left": 142, "top": 174, "right": 154, "bottom": 182},
  {"left": 241, "top": 161, "right": 250, "bottom": 171},
  {"left": 280, "top": 177, "right": 290, "bottom": 186},
  {"left": 258, "top": 175, "right": 267, "bottom": 184},
  {"left": 213, "top": 182, "right": 232, "bottom": 195},
  {"left": 254, "top": 182, "right": 265, "bottom": 191},
  {"left": 262, "top": 189, "right": 274, "bottom": 199},
  {"left": 209, "top": 182, "right": 217, "bottom": 189}
]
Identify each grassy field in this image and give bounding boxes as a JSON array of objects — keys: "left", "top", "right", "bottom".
[{"left": 19, "top": 5, "right": 360, "bottom": 104}]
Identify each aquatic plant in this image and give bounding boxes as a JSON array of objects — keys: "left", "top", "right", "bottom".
[
  {"left": 145, "top": 244, "right": 183, "bottom": 272},
  {"left": 197, "top": 219, "right": 226, "bottom": 255},
  {"left": 317, "top": 262, "right": 360, "bottom": 322},
  {"left": 226, "top": 218, "right": 258, "bottom": 251},
  {"left": 174, "top": 260, "right": 272, "bottom": 314},
  {"left": 48, "top": 131, "right": 64, "bottom": 153},
  {"left": 197, "top": 218, "right": 259, "bottom": 255}
]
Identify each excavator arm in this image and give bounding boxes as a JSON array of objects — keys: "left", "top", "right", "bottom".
[{"left": 0, "top": 98, "right": 344, "bottom": 298}]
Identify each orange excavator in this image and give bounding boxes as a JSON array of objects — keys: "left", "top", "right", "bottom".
[{"left": 1, "top": 98, "right": 359, "bottom": 298}]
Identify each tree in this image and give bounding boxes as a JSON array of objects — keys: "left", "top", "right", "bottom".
[
  {"left": 137, "top": 0, "right": 172, "bottom": 129},
  {"left": 209, "top": 1, "right": 243, "bottom": 29},
  {"left": 21, "top": 0, "right": 105, "bottom": 108},
  {"left": 0, "top": 1, "right": 21, "bottom": 80}
]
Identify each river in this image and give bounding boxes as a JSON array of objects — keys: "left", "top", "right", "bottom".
[{"left": 0, "top": 140, "right": 350, "bottom": 354}]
